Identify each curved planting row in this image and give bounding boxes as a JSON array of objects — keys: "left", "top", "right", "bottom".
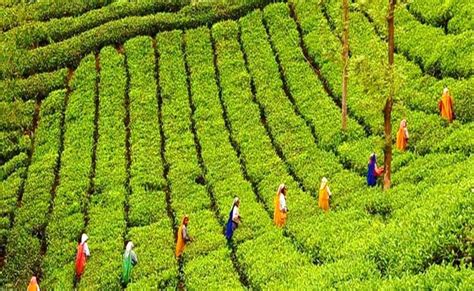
[
  {"left": 368, "top": 156, "right": 474, "bottom": 279},
  {"left": 155, "top": 30, "right": 242, "bottom": 289},
  {"left": 311, "top": 0, "right": 474, "bottom": 123},
  {"left": 2, "top": 0, "right": 188, "bottom": 50},
  {"left": 0, "top": 130, "right": 30, "bottom": 165},
  {"left": 351, "top": 0, "right": 473, "bottom": 79},
  {"left": 0, "top": 97, "right": 36, "bottom": 269},
  {"left": 0, "top": 0, "right": 279, "bottom": 80},
  {"left": 244, "top": 6, "right": 383, "bottom": 264},
  {"left": 257, "top": 7, "right": 365, "bottom": 152},
  {"left": 244, "top": 7, "right": 364, "bottom": 200},
  {"left": 0, "top": 101, "right": 34, "bottom": 131},
  {"left": 0, "top": 151, "right": 27, "bottom": 272},
  {"left": 74, "top": 47, "right": 126, "bottom": 289},
  {"left": 4, "top": 89, "right": 66, "bottom": 287},
  {"left": 212, "top": 16, "right": 386, "bottom": 288},
  {"left": 407, "top": 0, "right": 474, "bottom": 34},
  {"left": 288, "top": 0, "right": 473, "bottom": 172},
  {"left": 41, "top": 53, "right": 97, "bottom": 289},
  {"left": 0, "top": 69, "right": 68, "bottom": 102},
  {"left": 0, "top": 99, "right": 35, "bottom": 183},
  {"left": 187, "top": 25, "right": 327, "bottom": 289},
  {"left": 1, "top": 0, "right": 115, "bottom": 31},
  {"left": 247, "top": 8, "right": 474, "bottom": 282},
  {"left": 124, "top": 36, "right": 176, "bottom": 289}
]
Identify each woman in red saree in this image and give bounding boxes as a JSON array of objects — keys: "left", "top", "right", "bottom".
[{"left": 75, "top": 233, "right": 90, "bottom": 279}]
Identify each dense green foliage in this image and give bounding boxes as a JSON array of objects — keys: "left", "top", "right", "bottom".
[
  {"left": 1, "top": 0, "right": 114, "bottom": 31},
  {"left": 1, "top": 0, "right": 472, "bottom": 289},
  {"left": 0, "top": 0, "right": 278, "bottom": 79},
  {"left": 353, "top": 0, "right": 474, "bottom": 78},
  {"left": 407, "top": 0, "right": 474, "bottom": 34}
]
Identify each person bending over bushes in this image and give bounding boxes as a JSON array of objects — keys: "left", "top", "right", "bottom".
[{"left": 367, "top": 153, "right": 384, "bottom": 187}]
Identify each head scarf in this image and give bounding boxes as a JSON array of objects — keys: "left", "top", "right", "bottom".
[
  {"left": 182, "top": 215, "right": 189, "bottom": 225},
  {"left": 278, "top": 184, "right": 287, "bottom": 195},
  {"left": 320, "top": 177, "right": 328, "bottom": 190},
  {"left": 367, "top": 153, "right": 377, "bottom": 186},
  {"left": 81, "top": 233, "right": 88, "bottom": 244},
  {"left": 125, "top": 241, "right": 133, "bottom": 256},
  {"left": 369, "top": 153, "right": 376, "bottom": 164},
  {"left": 443, "top": 87, "right": 449, "bottom": 96},
  {"left": 233, "top": 197, "right": 240, "bottom": 207},
  {"left": 400, "top": 119, "right": 407, "bottom": 128}
]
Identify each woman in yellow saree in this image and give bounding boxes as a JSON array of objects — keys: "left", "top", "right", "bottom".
[
  {"left": 318, "top": 177, "right": 332, "bottom": 212},
  {"left": 274, "top": 184, "right": 288, "bottom": 227}
]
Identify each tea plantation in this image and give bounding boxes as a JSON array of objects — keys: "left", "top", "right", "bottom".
[{"left": 0, "top": 0, "right": 472, "bottom": 289}]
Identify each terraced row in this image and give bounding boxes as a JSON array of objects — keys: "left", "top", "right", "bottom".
[
  {"left": 2, "top": 3, "right": 472, "bottom": 289},
  {"left": 407, "top": 0, "right": 473, "bottom": 34},
  {"left": 0, "top": 0, "right": 279, "bottom": 79},
  {"left": 288, "top": 0, "right": 473, "bottom": 174},
  {"left": 351, "top": 0, "right": 473, "bottom": 79}
]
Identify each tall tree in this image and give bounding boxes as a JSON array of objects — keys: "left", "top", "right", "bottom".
[
  {"left": 383, "top": 0, "right": 396, "bottom": 190},
  {"left": 341, "top": 0, "right": 349, "bottom": 131}
]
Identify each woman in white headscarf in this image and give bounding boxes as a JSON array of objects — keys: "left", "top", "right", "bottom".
[
  {"left": 318, "top": 177, "right": 332, "bottom": 212},
  {"left": 122, "top": 241, "right": 138, "bottom": 286},
  {"left": 274, "top": 184, "right": 288, "bottom": 227},
  {"left": 225, "top": 197, "right": 241, "bottom": 240},
  {"left": 75, "top": 233, "right": 90, "bottom": 279},
  {"left": 396, "top": 119, "right": 409, "bottom": 151},
  {"left": 438, "top": 86, "right": 454, "bottom": 122}
]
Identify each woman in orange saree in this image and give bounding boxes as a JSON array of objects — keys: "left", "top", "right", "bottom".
[
  {"left": 27, "top": 276, "right": 40, "bottom": 291},
  {"left": 274, "top": 184, "right": 288, "bottom": 227},
  {"left": 396, "top": 119, "right": 409, "bottom": 151},
  {"left": 175, "top": 215, "right": 191, "bottom": 257},
  {"left": 318, "top": 177, "right": 332, "bottom": 212},
  {"left": 438, "top": 87, "right": 454, "bottom": 122}
]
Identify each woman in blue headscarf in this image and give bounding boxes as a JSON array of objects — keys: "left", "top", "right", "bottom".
[
  {"left": 225, "top": 197, "right": 241, "bottom": 241},
  {"left": 367, "top": 153, "right": 384, "bottom": 187}
]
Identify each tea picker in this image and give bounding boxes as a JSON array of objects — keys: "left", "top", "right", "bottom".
[
  {"left": 274, "top": 184, "right": 288, "bottom": 227},
  {"left": 225, "top": 197, "right": 241, "bottom": 241},
  {"left": 438, "top": 86, "right": 455, "bottom": 123},
  {"left": 176, "top": 215, "right": 192, "bottom": 258},
  {"left": 367, "top": 153, "right": 384, "bottom": 187},
  {"left": 75, "top": 233, "right": 90, "bottom": 280},
  {"left": 122, "top": 241, "right": 138, "bottom": 287},
  {"left": 27, "top": 276, "right": 40, "bottom": 291},
  {"left": 318, "top": 177, "right": 332, "bottom": 212},
  {"left": 396, "top": 119, "right": 409, "bottom": 151}
]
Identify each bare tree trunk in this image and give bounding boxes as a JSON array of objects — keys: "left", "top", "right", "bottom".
[
  {"left": 341, "top": 0, "right": 349, "bottom": 131},
  {"left": 384, "top": 0, "right": 396, "bottom": 190}
]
